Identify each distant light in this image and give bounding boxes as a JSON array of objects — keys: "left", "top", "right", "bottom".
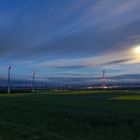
[{"left": 133, "top": 46, "right": 140, "bottom": 54}]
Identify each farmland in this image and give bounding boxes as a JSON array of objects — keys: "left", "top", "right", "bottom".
[{"left": 0, "top": 90, "right": 140, "bottom": 140}]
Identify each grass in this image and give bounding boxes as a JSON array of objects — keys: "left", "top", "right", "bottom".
[
  {"left": 0, "top": 90, "right": 139, "bottom": 140},
  {"left": 111, "top": 95, "right": 140, "bottom": 100}
]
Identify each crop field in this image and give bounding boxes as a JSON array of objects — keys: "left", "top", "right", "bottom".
[{"left": 0, "top": 90, "right": 140, "bottom": 140}]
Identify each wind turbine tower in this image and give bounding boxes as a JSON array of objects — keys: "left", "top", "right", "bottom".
[
  {"left": 102, "top": 70, "right": 106, "bottom": 89},
  {"left": 32, "top": 71, "right": 35, "bottom": 93},
  {"left": 8, "top": 66, "right": 12, "bottom": 93}
]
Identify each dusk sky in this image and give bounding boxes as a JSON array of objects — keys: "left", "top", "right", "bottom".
[{"left": 0, "top": 0, "right": 140, "bottom": 84}]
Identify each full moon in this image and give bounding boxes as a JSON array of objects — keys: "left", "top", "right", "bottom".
[{"left": 133, "top": 46, "right": 140, "bottom": 54}]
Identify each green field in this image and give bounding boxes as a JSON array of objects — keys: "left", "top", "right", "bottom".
[{"left": 0, "top": 90, "right": 140, "bottom": 140}]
